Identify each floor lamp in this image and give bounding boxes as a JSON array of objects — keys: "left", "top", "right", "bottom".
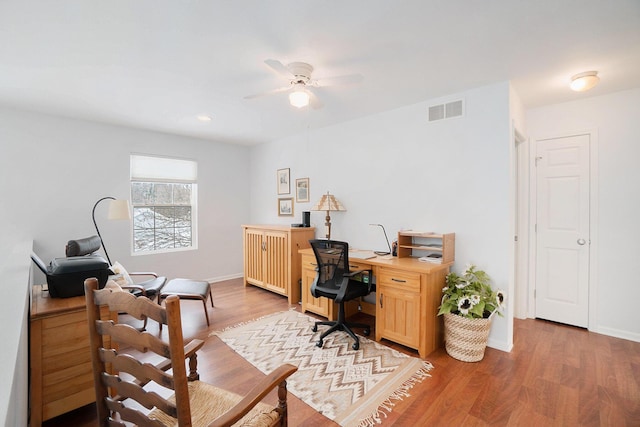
[
  {"left": 92, "top": 196, "right": 131, "bottom": 265},
  {"left": 312, "top": 191, "right": 346, "bottom": 240}
]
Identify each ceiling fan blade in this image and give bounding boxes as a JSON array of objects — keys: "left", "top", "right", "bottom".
[
  {"left": 308, "top": 90, "right": 324, "bottom": 110},
  {"left": 264, "top": 59, "right": 294, "bottom": 78},
  {"left": 314, "top": 73, "right": 364, "bottom": 87},
  {"left": 244, "top": 85, "right": 292, "bottom": 100}
]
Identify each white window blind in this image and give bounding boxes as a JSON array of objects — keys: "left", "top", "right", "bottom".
[{"left": 130, "top": 154, "right": 197, "bottom": 183}]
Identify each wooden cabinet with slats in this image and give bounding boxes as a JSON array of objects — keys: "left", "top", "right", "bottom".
[
  {"left": 242, "top": 225, "right": 315, "bottom": 305},
  {"left": 30, "top": 284, "right": 116, "bottom": 426}
]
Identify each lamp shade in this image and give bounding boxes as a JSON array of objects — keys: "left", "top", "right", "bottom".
[
  {"left": 289, "top": 85, "right": 310, "bottom": 108},
  {"left": 312, "top": 192, "right": 345, "bottom": 240},
  {"left": 107, "top": 199, "right": 131, "bottom": 220},
  {"left": 312, "top": 192, "right": 346, "bottom": 212}
]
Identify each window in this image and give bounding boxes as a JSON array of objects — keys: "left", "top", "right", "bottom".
[{"left": 130, "top": 154, "right": 197, "bottom": 253}]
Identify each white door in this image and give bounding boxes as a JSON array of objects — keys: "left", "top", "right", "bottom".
[{"left": 535, "top": 134, "right": 590, "bottom": 327}]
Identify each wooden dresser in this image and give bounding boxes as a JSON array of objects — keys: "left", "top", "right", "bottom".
[{"left": 30, "top": 284, "right": 114, "bottom": 426}]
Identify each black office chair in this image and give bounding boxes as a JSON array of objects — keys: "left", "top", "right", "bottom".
[{"left": 309, "top": 239, "right": 374, "bottom": 350}]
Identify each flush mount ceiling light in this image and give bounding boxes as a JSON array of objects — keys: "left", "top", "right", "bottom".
[
  {"left": 288, "top": 84, "right": 310, "bottom": 108},
  {"left": 196, "top": 114, "right": 212, "bottom": 122},
  {"left": 570, "top": 71, "right": 600, "bottom": 92}
]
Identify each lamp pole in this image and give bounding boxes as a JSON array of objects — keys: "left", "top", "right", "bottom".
[
  {"left": 324, "top": 210, "right": 332, "bottom": 240},
  {"left": 92, "top": 196, "right": 115, "bottom": 265}
]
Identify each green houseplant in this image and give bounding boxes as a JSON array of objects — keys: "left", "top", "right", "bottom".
[{"left": 438, "top": 264, "right": 506, "bottom": 362}]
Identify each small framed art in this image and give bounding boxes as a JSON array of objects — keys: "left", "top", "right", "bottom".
[
  {"left": 278, "top": 198, "right": 294, "bottom": 216},
  {"left": 277, "top": 168, "right": 290, "bottom": 195},
  {"left": 295, "top": 177, "right": 310, "bottom": 203}
]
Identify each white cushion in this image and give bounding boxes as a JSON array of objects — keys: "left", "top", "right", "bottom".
[{"left": 109, "top": 261, "right": 133, "bottom": 287}]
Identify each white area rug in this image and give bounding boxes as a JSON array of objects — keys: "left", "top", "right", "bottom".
[{"left": 211, "top": 310, "right": 432, "bottom": 426}]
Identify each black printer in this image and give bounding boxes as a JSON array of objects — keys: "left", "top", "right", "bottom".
[{"left": 31, "top": 236, "right": 110, "bottom": 298}]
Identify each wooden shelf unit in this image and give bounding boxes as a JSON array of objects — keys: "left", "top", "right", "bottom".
[{"left": 397, "top": 231, "right": 455, "bottom": 264}]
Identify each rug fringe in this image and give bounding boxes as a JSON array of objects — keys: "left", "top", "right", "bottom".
[{"left": 356, "top": 361, "right": 434, "bottom": 427}]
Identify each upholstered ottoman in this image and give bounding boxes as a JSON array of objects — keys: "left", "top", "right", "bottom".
[{"left": 159, "top": 278, "right": 214, "bottom": 326}]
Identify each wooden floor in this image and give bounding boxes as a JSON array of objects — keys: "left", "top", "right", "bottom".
[{"left": 43, "top": 278, "right": 640, "bottom": 427}]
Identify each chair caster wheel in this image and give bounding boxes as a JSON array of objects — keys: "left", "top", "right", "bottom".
[
  {"left": 316, "top": 340, "right": 323, "bottom": 348},
  {"left": 352, "top": 342, "right": 360, "bottom": 350},
  {"left": 312, "top": 325, "right": 318, "bottom": 332},
  {"left": 363, "top": 328, "right": 370, "bottom": 336}
]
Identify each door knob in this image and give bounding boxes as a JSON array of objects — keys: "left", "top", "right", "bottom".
[{"left": 577, "top": 238, "right": 586, "bottom": 245}]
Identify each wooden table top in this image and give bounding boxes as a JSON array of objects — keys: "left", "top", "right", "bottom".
[{"left": 30, "top": 284, "right": 87, "bottom": 319}]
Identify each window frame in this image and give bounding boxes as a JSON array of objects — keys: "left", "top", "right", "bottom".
[{"left": 130, "top": 154, "right": 198, "bottom": 255}]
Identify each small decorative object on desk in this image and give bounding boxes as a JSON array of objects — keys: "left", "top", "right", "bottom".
[{"left": 438, "top": 264, "right": 506, "bottom": 362}]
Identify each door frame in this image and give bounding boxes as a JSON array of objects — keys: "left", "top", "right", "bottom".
[
  {"left": 513, "top": 127, "right": 529, "bottom": 320},
  {"left": 528, "top": 129, "right": 599, "bottom": 329}
]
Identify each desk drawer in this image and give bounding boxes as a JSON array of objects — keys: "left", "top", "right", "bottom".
[
  {"left": 348, "top": 261, "right": 370, "bottom": 272},
  {"left": 378, "top": 268, "right": 420, "bottom": 292}
]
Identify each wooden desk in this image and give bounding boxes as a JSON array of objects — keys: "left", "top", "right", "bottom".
[
  {"left": 300, "top": 249, "right": 450, "bottom": 358},
  {"left": 30, "top": 285, "right": 114, "bottom": 426}
]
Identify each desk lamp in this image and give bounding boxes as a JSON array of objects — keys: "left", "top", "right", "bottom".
[
  {"left": 370, "top": 223, "right": 392, "bottom": 255},
  {"left": 92, "top": 197, "right": 131, "bottom": 265},
  {"left": 312, "top": 192, "right": 345, "bottom": 240}
]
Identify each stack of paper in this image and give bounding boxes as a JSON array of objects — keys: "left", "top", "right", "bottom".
[{"left": 418, "top": 253, "right": 442, "bottom": 264}]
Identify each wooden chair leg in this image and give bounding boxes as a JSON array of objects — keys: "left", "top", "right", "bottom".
[{"left": 202, "top": 299, "right": 210, "bottom": 326}]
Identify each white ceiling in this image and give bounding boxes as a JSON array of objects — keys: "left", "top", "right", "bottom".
[{"left": 1, "top": 1, "right": 639, "bottom": 145}]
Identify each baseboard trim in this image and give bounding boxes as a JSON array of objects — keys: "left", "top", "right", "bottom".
[
  {"left": 205, "top": 273, "right": 243, "bottom": 284},
  {"left": 593, "top": 325, "right": 640, "bottom": 343},
  {"left": 487, "top": 338, "right": 513, "bottom": 353}
]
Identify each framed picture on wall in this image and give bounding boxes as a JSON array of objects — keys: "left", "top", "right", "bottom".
[
  {"left": 295, "top": 177, "right": 310, "bottom": 203},
  {"left": 277, "top": 168, "right": 290, "bottom": 195},
  {"left": 278, "top": 198, "right": 294, "bottom": 216}
]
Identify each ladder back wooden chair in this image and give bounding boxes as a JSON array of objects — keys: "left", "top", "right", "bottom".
[{"left": 84, "top": 278, "right": 297, "bottom": 427}]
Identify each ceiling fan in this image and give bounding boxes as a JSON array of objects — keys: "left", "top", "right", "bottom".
[{"left": 244, "top": 59, "right": 363, "bottom": 109}]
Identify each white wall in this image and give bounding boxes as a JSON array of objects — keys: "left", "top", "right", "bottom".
[
  {"left": 0, "top": 238, "right": 30, "bottom": 427},
  {"left": 0, "top": 107, "right": 251, "bottom": 283},
  {"left": 249, "top": 82, "right": 514, "bottom": 351},
  {"left": 0, "top": 107, "right": 251, "bottom": 424},
  {"left": 527, "top": 88, "right": 640, "bottom": 342}
]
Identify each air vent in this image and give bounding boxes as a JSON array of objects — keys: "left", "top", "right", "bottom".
[
  {"left": 428, "top": 104, "right": 445, "bottom": 122},
  {"left": 428, "top": 99, "right": 464, "bottom": 122}
]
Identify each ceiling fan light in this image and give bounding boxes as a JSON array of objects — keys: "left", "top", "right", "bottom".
[
  {"left": 570, "top": 71, "right": 599, "bottom": 92},
  {"left": 289, "top": 90, "right": 310, "bottom": 108}
]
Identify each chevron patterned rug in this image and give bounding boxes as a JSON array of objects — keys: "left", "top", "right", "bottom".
[{"left": 211, "top": 310, "right": 432, "bottom": 427}]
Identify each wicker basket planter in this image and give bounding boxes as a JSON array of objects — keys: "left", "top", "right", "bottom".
[{"left": 443, "top": 313, "right": 491, "bottom": 362}]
